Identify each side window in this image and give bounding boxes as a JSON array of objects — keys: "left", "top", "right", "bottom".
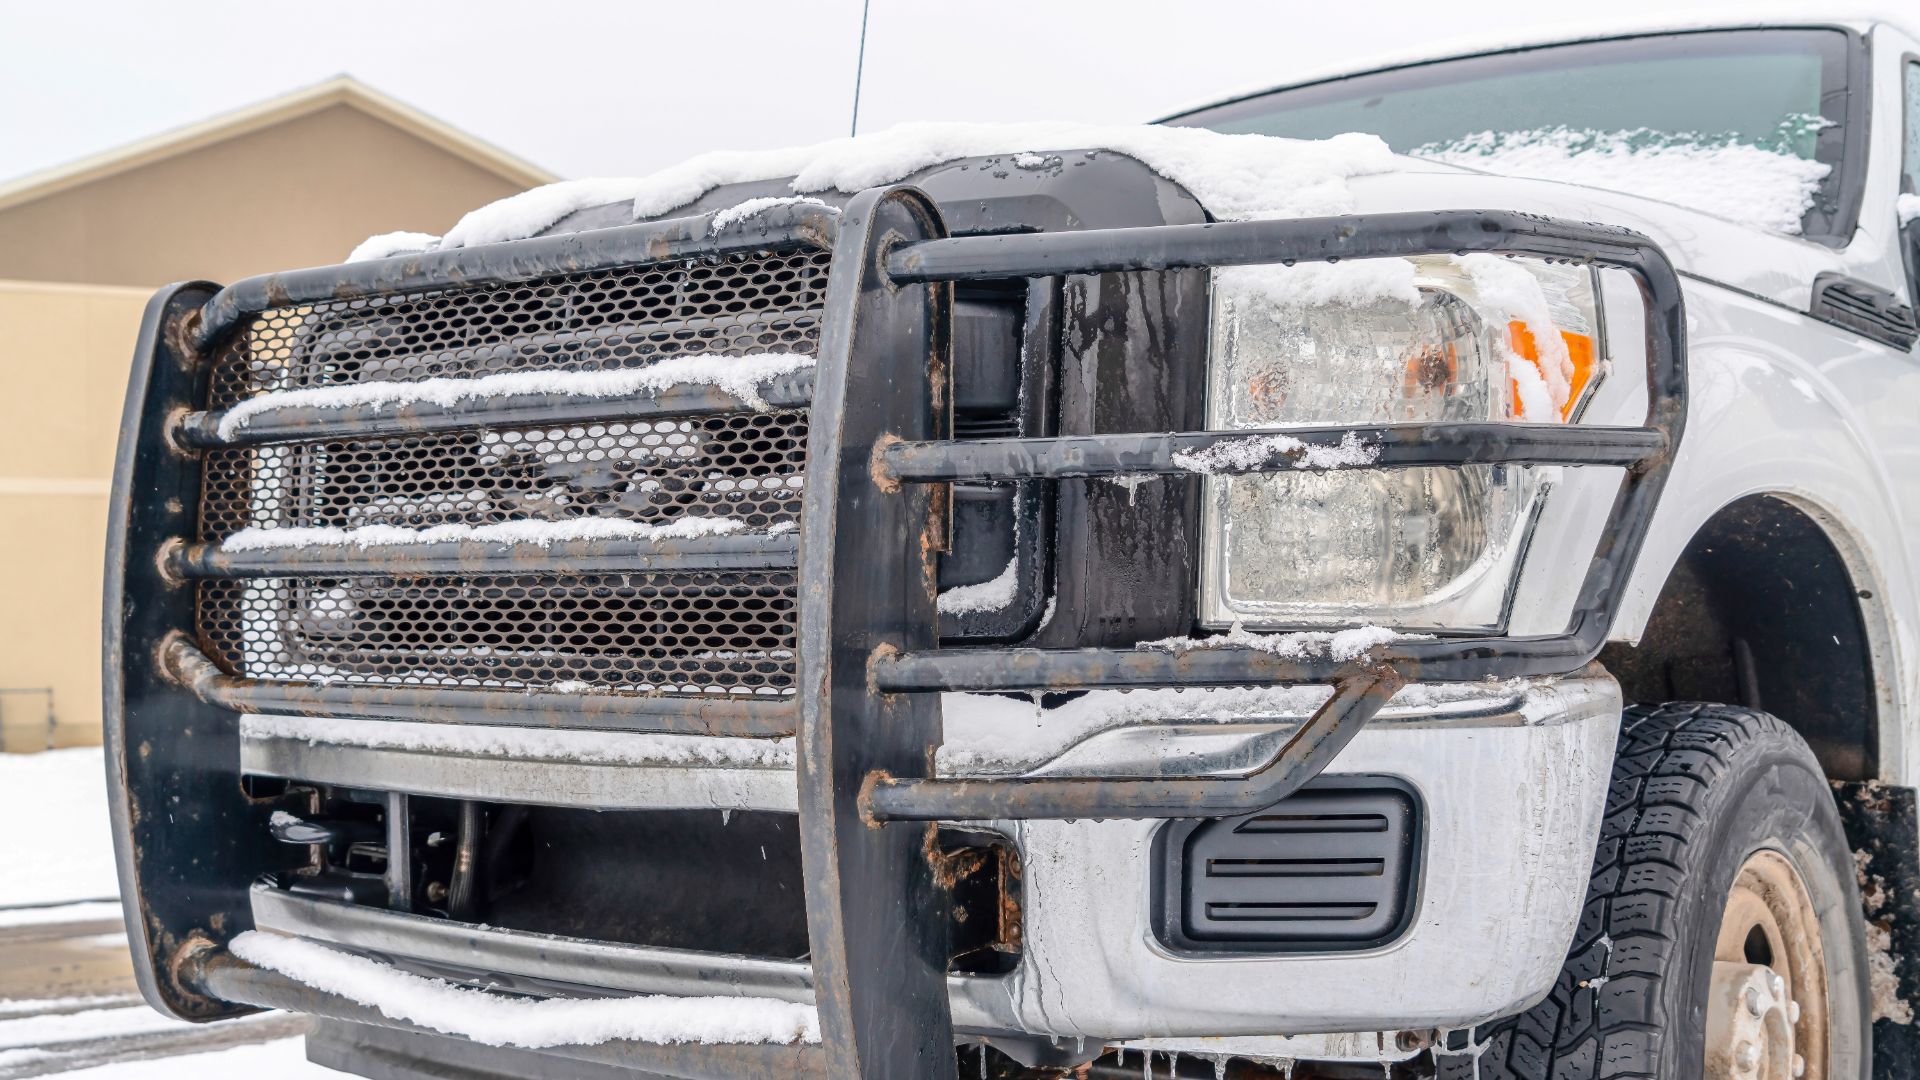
[{"left": 1906, "top": 60, "right": 1920, "bottom": 195}]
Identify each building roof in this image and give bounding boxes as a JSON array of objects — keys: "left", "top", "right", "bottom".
[{"left": 0, "top": 76, "right": 558, "bottom": 215}]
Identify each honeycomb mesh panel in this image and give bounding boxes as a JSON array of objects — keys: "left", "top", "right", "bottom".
[
  {"left": 205, "top": 249, "right": 831, "bottom": 410},
  {"left": 197, "top": 412, "right": 809, "bottom": 540},
  {"left": 196, "top": 246, "right": 825, "bottom": 696},
  {"left": 198, "top": 572, "right": 798, "bottom": 694}
]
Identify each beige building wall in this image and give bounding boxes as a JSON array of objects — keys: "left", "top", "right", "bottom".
[
  {"left": 0, "top": 104, "right": 533, "bottom": 288},
  {"left": 0, "top": 281, "right": 150, "bottom": 751},
  {"left": 0, "top": 80, "right": 556, "bottom": 752}
]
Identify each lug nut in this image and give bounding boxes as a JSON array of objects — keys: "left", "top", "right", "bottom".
[
  {"left": 1770, "top": 972, "right": 1787, "bottom": 999},
  {"left": 425, "top": 881, "right": 449, "bottom": 903},
  {"left": 1793, "top": 1053, "right": 1806, "bottom": 1077},
  {"left": 1735, "top": 1041, "right": 1760, "bottom": 1071},
  {"left": 1788, "top": 1000, "right": 1801, "bottom": 1024},
  {"left": 1745, "top": 985, "right": 1764, "bottom": 1016}
]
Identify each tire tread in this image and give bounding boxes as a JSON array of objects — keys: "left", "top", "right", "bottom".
[{"left": 1438, "top": 702, "right": 1805, "bottom": 1080}]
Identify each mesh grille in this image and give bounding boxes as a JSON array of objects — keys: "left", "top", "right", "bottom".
[
  {"left": 197, "top": 412, "right": 809, "bottom": 539},
  {"left": 197, "top": 572, "right": 798, "bottom": 695},
  {"left": 196, "top": 247, "right": 824, "bottom": 696},
  {"left": 206, "top": 249, "right": 830, "bottom": 410}
]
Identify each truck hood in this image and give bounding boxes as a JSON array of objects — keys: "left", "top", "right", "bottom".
[
  {"left": 1351, "top": 156, "right": 1851, "bottom": 312},
  {"left": 358, "top": 121, "right": 1851, "bottom": 315}
]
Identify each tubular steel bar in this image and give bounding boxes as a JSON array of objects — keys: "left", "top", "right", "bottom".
[
  {"left": 865, "top": 207, "right": 1686, "bottom": 715},
  {"left": 191, "top": 203, "right": 840, "bottom": 354},
  {"left": 887, "top": 208, "right": 1665, "bottom": 283},
  {"left": 173, "top": 372, "right": 816, "bottom": 450},
  {"left": 877, "top": 423, "right": 1665, "bottom": 483},
  {"left": 169, "top": 531, "right": 799, "bottom": 579},
  {"left": 180, "top": 947, "right": 829, "bottom": 1080},
  {"left": 158, "top": 635, "right": 797, "bottom": 738},
  {"left": 866, "top": 666, "right": 1403, "bottom": 822},
  {"left": 791, "top": 186, "right": 958, "bottom": 1080},
  {"left": 245, "top": 884, "right": 1014, "bottom": 1030}
]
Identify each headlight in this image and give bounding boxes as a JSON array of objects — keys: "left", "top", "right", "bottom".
[{"left": 1198, "top": 255, "right": 1601, "bottom": 632}]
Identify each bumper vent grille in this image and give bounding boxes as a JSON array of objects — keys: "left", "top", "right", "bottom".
[
  {"left": 194, "top": 247, "right": 826, "bottom": 696},
  {"left": 1156, "top": 779, "right": 1421, "bottom": 952}
]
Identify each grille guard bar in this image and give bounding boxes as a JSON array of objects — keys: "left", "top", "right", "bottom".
[{"left": 105, "top": 189, "right": 1683, "bottom": 1078}]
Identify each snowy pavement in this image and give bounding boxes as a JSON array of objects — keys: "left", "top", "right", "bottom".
[
  {"left": 0, "top": 748, "right": 332, "bottom": 1077},
  {"left": 0, "top": 749, "right": 118, "bottom": 907}
]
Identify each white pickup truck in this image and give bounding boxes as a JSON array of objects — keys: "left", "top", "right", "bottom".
[{"left": 103, "top": 14, "right": 1920, "bottom": 1080}]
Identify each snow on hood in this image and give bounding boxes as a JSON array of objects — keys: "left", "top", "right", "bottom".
[{"left": 349, "top": 121, "right": 1402, "bottom": 259}]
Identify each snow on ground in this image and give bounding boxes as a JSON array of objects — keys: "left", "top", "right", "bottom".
[
  {"left": 0, "top": 1007, "right": 214, "bottom": 1051},
  {"left": 0, "top": 748, "right": 118, "bottom": 907},
  {"left": 1415, "top": 127, "right": 1830, "bottom": 236},
  {"left": 230, "top": 932, "right": 819, "bottom": 1048},
  {"left": 9, "top": 1039, "right": 341, "bottom": 1078},
  {"left": 0, "top": 900, "right": 120, "bottom": 929}
]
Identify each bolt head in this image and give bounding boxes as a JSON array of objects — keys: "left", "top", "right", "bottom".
[
  {"left": 1736, "top": 1041, "right": 1760, "bottom": 1071},
  {"left": 1746, "top": 985, "right": 1765, "bottom": 1016},
  {"left": 1793, "top": 1053, "right": 1807, "bottom": 1077}
]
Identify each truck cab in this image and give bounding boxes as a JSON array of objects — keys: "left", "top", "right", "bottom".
[{"left": 104, "top": 16, "right": 1920, "bottom": 1079}]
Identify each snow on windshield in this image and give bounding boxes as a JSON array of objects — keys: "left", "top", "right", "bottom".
[{"left": 1413, "top": 124, "right": 1831, "bottom": 236}]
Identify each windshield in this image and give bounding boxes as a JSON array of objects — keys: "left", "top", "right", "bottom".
[{"left": 1167, "top": 29, "right": 1858, "bottom": 241}]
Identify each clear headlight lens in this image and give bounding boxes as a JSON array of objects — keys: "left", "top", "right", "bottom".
[{"left": 1199, "top": 255, "right": 1601, "bottom": 632}]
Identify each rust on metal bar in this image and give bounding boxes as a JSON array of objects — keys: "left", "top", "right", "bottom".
[
  {"left": 169, "top": 531, "right": 800, "bottom": 579},
  {"left": 875, "top": 423, "right": 1665, "bottom": 484},
  {"left": 158, "top": 634, "right": 797, "bottom": 738},
  {"left": 193, "top": 204, "right": 842, "bottom": 354},
  {"left": 864, "top": 665, "right": 1403, "bottom": 821},
  {"left": 179, "top": 946, "right": 829, "bottom": 1080},
  {"left": 174, "top": 372, "right": 816, "bottom": 450}
]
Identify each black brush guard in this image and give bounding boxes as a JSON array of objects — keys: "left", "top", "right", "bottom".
[{"left": 104, "top": 187, "right": 1685, "bottom": 1079}]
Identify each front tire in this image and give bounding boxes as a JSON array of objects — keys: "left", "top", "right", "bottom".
[{"left": 1441, "top": 702, "right": 1869, "bottom": 1079}]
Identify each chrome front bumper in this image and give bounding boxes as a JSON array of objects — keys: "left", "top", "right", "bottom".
[{"left": 239, "top": 671, "right": 1620, "bottom": 1044}]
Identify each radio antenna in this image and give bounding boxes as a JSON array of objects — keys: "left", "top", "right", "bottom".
[{"left": 849, "top": 0, "right": 872, "bottom": 137}]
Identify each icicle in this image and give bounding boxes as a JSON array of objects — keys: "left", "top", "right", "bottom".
[
  {"left": 1143, "top": 1049, "right": 1152, "bottom": 1079},
  {"left": 721, "top": 808, "right": 732, "bottom": 825},
  {"left": 1077, "top": 1035, "right": 1085, "bottom": 1056},
  {"left": 1170, "top": 1050, "right": 1180, "bottom": 1077},
  {"left": 980, "top": 1044, "right": 988, "bottom": 1080},
  {"left": 1214, "top": 1055, "right": 1228, "bottom": 1080}
]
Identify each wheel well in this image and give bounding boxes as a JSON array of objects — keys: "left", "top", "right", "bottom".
[{"left": 1598, "top": 494, "right": 1879, "bottom": 780}]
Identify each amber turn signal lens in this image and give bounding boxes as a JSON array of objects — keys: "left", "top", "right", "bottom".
[{"left": 1506, "top": 321, "right": 1597, "bottom": 420}]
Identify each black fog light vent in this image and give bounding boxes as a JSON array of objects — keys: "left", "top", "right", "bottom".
[{"left": 1154, "top": 778, "right": 1421, "bottom": 953}]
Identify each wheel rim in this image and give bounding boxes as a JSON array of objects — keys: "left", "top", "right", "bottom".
[{"left": 1705, "top": 849, "right": 1829, "bottom": 1080}]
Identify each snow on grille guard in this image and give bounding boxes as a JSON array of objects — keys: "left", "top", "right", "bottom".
[{"left": 104, "top": 188, "right": 1684, "bottom": 1077}]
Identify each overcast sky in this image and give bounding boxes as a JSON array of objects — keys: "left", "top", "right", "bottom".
[{"left": 0, "top": 1, "right": 1882, "bottom": 185}]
